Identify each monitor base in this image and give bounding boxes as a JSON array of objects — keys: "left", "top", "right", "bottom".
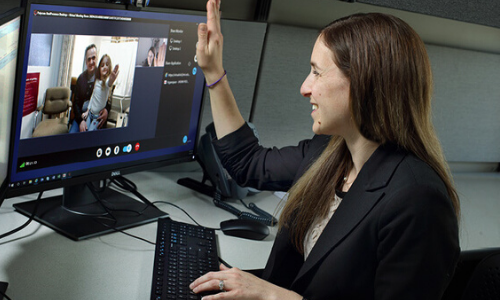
[
  {"left": 177, "top": 177, "right": 215, "bottom": 198},
  {"left": 13, "top": 187, "right": 166, "bottom": 241}
]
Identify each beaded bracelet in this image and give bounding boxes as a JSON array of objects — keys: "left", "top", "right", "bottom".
[{"left": 206, "top": 70, "right": 227, "bottom": 88}]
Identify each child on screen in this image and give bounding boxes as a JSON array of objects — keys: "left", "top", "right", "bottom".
[{"left": 82, "top": 54, "right": 119, "bottom": 131}]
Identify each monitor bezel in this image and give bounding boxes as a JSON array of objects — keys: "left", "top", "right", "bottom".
[{"left": 5, "top": 0, "right": 206, "bottom": 199}]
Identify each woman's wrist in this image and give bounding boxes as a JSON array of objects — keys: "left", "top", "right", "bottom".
[
  {"left": 203, "top": 65, "right": 225, "bottom": 82},
  {"left": 206, "top": 70, "right": 226, "bottom": 88},
  {"left": 268, "top": 288, "right": 303, "bottom": 300}
]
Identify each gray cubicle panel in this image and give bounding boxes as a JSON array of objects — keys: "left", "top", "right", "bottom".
[
  {"left": 428, "top": 45, "right": 500, "bottom": 163},
  {"left": 251, "top": 24, "right": 319, "bottom": 148},
  {"left": 199, "top": 19, "right": 267, "bottom": 134},
  {"left": 249, "top": 23, "right": 500, "bottom": 167},
  {"left": 355, "top": 0, "right": 500, "bottom": 29}
]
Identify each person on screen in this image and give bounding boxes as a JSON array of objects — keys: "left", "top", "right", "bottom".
[
  {"left": 189, "top": 1, "right": 460, "bottom": 299},
  {"left": 144, "top": 47, "right": 156, "bottom": 67},
  {"left": 82, "top": 54, "right": 119, "bottom": 131},
  {"left": 143, "top": 43, "right": 167, "bottom": 67},
  {"left": 69, "top": 44, "right": 110, "bottom": 133}
]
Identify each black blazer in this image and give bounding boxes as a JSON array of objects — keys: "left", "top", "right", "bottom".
[{"left": 214, "top": 124, "right": 460, "bottom": 300}]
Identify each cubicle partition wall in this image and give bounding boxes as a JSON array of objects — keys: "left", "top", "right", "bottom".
[
  {"left": 354, "top": 0, "right": 500, "bottom": 28},
  {"left": 249, "top": 23, "right": 500, "bottom": 171},
  {"left": 428, "top": 45, "right": 500, "bottom": 166},
  {"left": 199, "top": 19, "right": 267, "bottom": 133}
]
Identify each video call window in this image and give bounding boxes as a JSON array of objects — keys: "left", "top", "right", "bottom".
[
  {"left": 21, "top": 33, "right": 139, "bottom": 139},
  {"left": 9, "top": 3, "right": 205, "bottom": 186}
]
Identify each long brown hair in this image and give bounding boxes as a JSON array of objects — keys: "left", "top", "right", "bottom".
[{"left": 279, "top": 13, "right": 460, "bottom": 253}]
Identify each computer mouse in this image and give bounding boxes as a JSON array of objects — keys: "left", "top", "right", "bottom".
[{"left": 220, "top": 219, "right": 270, "bottom": 240}]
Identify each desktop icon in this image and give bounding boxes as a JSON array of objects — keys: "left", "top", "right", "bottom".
[
  {"left": 96, "top": 148, "right": 103, "bottom": 158},
  {"left": 20, "top": 162, "right": 25, "bottom": 168},
  {"left": 192, "top": 67, "right": 197, "bottom": 75},
  {"left": 183, "top": 135, "right": 188, "bottom": 143},
  {"left": 105, "top": 147, "right": 112, "bottom": 156},
  {"left": 135, "top": 143, "right": 140, "bottom": 151},
  {"left": 114, "top": 146, "right": 120, "bottom": 155}
]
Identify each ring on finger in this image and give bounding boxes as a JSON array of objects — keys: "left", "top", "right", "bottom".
[{"left": 219, "top": 279, "right": 225, "bottom": 292}]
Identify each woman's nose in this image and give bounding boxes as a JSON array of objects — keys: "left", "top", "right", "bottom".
[{"left": 300, "top": 75, "right": 312, "bottom": 98}]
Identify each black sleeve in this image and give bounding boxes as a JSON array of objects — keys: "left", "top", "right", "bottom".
[
  {"left": 73, "top": 75, "right": 86, "bottom": 125},
  {"left": 213, "top": 124, "right": 327, "bottom": 192}
]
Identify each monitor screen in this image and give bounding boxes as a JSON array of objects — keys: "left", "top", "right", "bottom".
[
  {"left": 5, "top": 1, "right": 206, "bottom": 240},
  {"left": 0, "top": 8, "right": 22, "bottom": 206}
]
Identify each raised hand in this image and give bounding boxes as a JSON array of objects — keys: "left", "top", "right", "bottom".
[
  {"left": 196, "top": 0, "right": 246, "bottom": 139},
  {"left": 109, "top": 64, "right": 120, "bottom": 85},
  {"left": 197, "top": 0, "right": 225, "bottom": 85},
  {"left": 155, "top": 42, "right": 166, "bottom": 66}
]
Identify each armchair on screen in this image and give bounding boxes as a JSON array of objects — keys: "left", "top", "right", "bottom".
[
  {"left": 106, "top": 86, "right": 130, "bottom": 129},
  {"left": 32, "top": 86, "right": 72, "bottom": 138}
]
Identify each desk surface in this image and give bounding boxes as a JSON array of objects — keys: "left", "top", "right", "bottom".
[{"left": 0, "top": 170, "right": 281, "bottom": 300}]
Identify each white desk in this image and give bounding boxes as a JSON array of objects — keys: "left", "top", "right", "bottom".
[{"left": 0, "top": 169, "right": 281, "bottom": 300}]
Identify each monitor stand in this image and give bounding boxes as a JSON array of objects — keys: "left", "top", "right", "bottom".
[
  {"left": 0, "top": 281, "right": 7, "bottom": 300},
  {"left": 13, "top": 182, "right": 166, "bottom": 241}
]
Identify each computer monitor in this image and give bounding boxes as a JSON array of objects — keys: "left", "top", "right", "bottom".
[
  {"left": 4, "top": 0, "right": 206, "bottom": 240},
  {"left": 0, "top": 8, "right": 22, "bottom": 208}
]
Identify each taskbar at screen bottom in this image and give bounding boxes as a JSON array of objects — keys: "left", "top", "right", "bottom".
[
  {"left": 7, "top": 149, "right": 195, "bottom": 195},
  {"left": 14, "top": 133, "right": 193, "bottom": 174}
]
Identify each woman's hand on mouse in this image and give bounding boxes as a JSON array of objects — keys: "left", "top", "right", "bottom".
[
  {"left": 190, "top": 264, "right": 302, "bottom": 300},
  {"left": 197, "top": 0, "right": 226, "bottom": 85}
]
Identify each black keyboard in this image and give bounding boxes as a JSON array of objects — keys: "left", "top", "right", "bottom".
[{"left": 151, "top": 218, "right": 220, "bottom": 300}]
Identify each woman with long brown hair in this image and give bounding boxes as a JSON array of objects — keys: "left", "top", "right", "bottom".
[{"left": 190, "top": 1, "right": 460, "bottom": 299}]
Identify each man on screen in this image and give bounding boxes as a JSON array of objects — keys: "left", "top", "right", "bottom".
[{"left": 69, "top": 44, "right": 110, "bottom": 132}]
